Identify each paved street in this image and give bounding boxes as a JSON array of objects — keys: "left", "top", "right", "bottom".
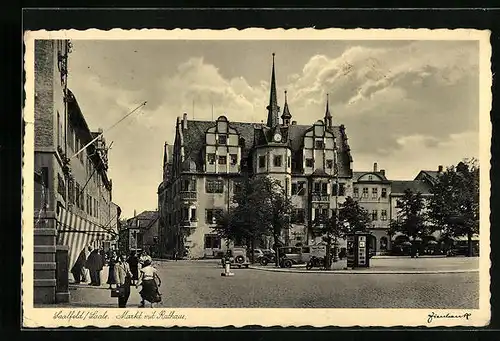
[{"left": 60, "top": 257, "right": 479, "bottom": 309}]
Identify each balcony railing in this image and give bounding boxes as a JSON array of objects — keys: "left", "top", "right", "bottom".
[
  {"left": 180, "top": 219, "right": 197, "bottom": 229},
  {"left": 179, "top": 191, "right": 197, "bottom": 202},
  {"left": 311, "top": 193, "right": 330, "bottom": 202}
]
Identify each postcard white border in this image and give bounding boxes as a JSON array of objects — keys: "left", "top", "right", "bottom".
[{"left": 22, "top": 28, "right": 492, "bottom": 328}]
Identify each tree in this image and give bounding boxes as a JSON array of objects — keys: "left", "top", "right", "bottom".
[
  {"left": 394, "top": 189, "right": 428, "bottom": 255},
  {"left": 315, "top": 196, "right": 371, "bottom": 269},
  {"left": 338, "top": 196, "right": 372, "bottom": 233},
  {"left": 212, "top": 175, "right": 295, "bottom": 264},
  {"left": 428, "top": 159, "right": 480, "bottom": 256}
]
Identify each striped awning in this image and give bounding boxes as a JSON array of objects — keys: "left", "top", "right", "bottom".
[{"left": 57, "top": 207, "right": 116, "bottom": 271}]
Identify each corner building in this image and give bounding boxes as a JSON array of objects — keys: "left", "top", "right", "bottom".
[{"left": 158, "top": 55, "right": 356, "bottom": 259}]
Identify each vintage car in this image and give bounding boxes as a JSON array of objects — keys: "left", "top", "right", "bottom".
[
  {"left": 278, "top": 245, "right": 327, "bottom": 268},
  {"left": 221, "top": 247, "right": 250, "bottom": 268}
]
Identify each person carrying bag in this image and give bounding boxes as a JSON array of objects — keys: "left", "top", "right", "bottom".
[{"left": 112, "top": 255, "right": 133, "bottom": 308}]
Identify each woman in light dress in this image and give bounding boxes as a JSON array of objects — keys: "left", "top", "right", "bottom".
[{"left": 136, "top": 259, "right": 162, "bottom": 308}]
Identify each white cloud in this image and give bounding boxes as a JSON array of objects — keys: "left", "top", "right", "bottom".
[{"left": 67, "top": 40, "right": 479, "bottom": 217}]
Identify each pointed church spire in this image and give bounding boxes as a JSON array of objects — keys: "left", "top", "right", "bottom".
[
  {"left": 281, "top": 90, "right": 292, "bottom": 126},
  {"left": 266, "top": 53, "right": 280, "bottom": 127},
  {"left": 324, "top": 93, "right": 332, "bottom": 129}
]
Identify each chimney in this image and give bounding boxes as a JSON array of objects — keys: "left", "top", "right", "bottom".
[
  {"left": 438, "top": 165, "right": 443, "bottom": 173},
  {"left": 380, "top": 169, "right": 385, "bottom": 176},
  {"left": 292, "top": 121, "right": 297, "bottom": 125},
  {"left": 182, "top": 113, "right": 188, "bottom": 130},
  {"left": 373, "top": 162, "right": 378, "bottom": 172}
]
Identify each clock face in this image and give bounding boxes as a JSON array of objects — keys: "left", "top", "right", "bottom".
[{"left": 274, "top": 133, "right": 282, "bottom": 142}]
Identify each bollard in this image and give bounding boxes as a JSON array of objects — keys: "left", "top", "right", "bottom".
[{"left": 221, "top": 258, "right": 234, "bottom": 277}]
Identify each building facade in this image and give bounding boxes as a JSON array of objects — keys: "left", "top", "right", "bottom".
[
  {"left": 157, "top": 55, "right": 354, "bottom": 259},
  {"left": 121, "top": 210, "right": 160, "bottom": 256},
  {"left": 157, "top": 55, "right": 447, "bottom": 259},
  {"left": 34, "top": 39, "right": 120, "bottom": 304}
]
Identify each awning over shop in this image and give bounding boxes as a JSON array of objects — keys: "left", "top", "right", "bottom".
[{"left": 57, "top": 207, "right": 116, "bottom": 271}]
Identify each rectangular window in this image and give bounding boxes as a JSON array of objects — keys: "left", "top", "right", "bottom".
[
  {"left": 314, "top": 208, "right": 321, "bottom": 221},
  {"left": 321, "top": 182, "right": 328, "bottom": 195},
  {"left": 206, "top": 180, "right": 224, "bottom": 193},
  {"left": 287, "top": 156, "right": 291, "bottom": 168},
  {"left": 339, "top": 183, "right": 345, "bottom": 196},
  {"left": 381, "top": 210, "right": 388, "bottom": 221},
  {"left": 306, "top": 158, "right": 314, "bottom": 167},
  {"left": 57, "top": 111, "right": 61, "bottom": 147},
  {"left": 372, "top": 210, "right": 378, "bottom": 221},
  {"left": 96, "top": 201, "right": 99, "bottom": 219},
  {"left": 87, "top": 194, "right": 92, "bottom": 215},
  {"left": 230, "top": 154, "right": 238, "bottom": 165},
  {"left": 233, "top": 182, "right": 242, "bottom": 194},
  {"left": 204, "top": 234, "right": 221, "bottom": 249},
  {"left": 353, "top": 187, "right": 359, "bottom": 197},
  {"left": 259, "top": 155, "right": 266, "bottom": 168},
  {"left": 314, "top": 182, "right": 321, "bottom": 193},
  {"left": 291, "top": 183, "right": 298, "bottom": 195},
  {"left": 206, "top": 209, "right": 223, "bottom": 223},
  {"left": 207, "top": 153, "right": 216, "bottom": 165},
  {"left": 191, "top": 208, "right": 197, "bottom": 221},
  {"left": 75, "top": 183, "right": 80, "bottom": 208},
  {"left": 297, "top": 181, "right": 305, "bottom": 196},
  {"left": 218, "top": 155, "right": 227, "bottom": 165},
  {"left": 381, "top": 188, "right": 387, "bottom": 198},
  {"left": 182, "top": 207, "right": 189, "bottom": 221},
  {"left": 291, "top": 209, "right": 305, "bottom": 223},
  {"left": 274, "top": 155, "right": 282, "bottom": 167},
  {"left": 372, "top": 188, "right": 378, "bottom": 199},
  {"left": 315, "top": 140, "right": 325, "bottom": 149},
  {"left": 68, "top": 179, "right": 75, "bottom": 204},
  {"left": 326, "top": 159, "right": 333, "bottom": 169},
  {"left": 362, "top": 188, "right": 369, "bottom": 198},
  {"left": 217, "top": 135, "right": 227, "bottom": 145},
  {"left": 57, "top": 174, "right": 65, "bottom": 197}
]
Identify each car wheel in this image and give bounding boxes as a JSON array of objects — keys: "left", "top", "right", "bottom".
[
  {"left": 283, "top": 259, "right": 293, "bottom": 268},
  {"left": 260, "top": 258, "right": 269, "bottom": 266},
  {"left": 235, "top": 255, "right": 245, "bottom": 264}
]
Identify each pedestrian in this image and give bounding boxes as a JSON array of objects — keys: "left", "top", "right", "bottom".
[
  {"left": 136, "top": 258, "right": 162, "bottom": 308},
  {"left": 173, "top": 249, "right": 177, "bottom": 261},
  {"left": 127, "top": 251, "right": 139, "bottom": 285},
  {"left": 107, "top": 251, "right": 118, "bottom": 289},
  {"left": 86, "top": 247, "right": 104, "bottom": 286},
  {"left": 114, "top": 254, "right": 133, "bottom": 308},
  {"left": 70, "top": 248, "right": 86, "bottom": 284}
]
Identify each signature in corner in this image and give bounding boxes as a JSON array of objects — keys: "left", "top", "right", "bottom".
[{"left": 427, "top": 312, "right": 472, "bottom": 323}]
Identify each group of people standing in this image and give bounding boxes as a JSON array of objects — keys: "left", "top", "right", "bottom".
[
  {"left": 71, "top": 246, "right": 107, "bottom": 286},
  {"left": 71, "top": 248, "right": 162, "bottom": 308},
  {"left": 109, "top": 251, "right": 162, "bottom": 308}
]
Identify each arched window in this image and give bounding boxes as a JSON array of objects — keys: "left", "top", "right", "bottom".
[{"left": 380, "top": 237, "right": 388, "bottom": 250}]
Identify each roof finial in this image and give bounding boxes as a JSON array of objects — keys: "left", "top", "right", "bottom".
[
  {"left": 284, "top": 90, "right": 288, "bottom": 103},
  {"left": 325, "top": 93, "right": 332, "bottom": 128},
  {"left": 266, "top": 53, "right": 280, "bottom": 127}
]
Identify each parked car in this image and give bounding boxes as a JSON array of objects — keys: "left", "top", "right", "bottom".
[
  {"left": 255, "top": 248, "right": 276, "bottom": 265},
  {"left": 221, "top": 247, "right": 250, "bottom": 268},
  {"left": 279, "top": 245, "right": 327, "bottom": 268}
]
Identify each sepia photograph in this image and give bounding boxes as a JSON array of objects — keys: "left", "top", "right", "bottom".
[{"left": 22, "top": 28, "right": 491, "bottom": 327}]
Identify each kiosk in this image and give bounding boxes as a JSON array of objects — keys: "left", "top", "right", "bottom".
[{"left": 346, "top": 232, "right": 372, "bottom": 268}]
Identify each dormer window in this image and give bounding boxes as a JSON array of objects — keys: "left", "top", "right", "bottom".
[
  {"left": 326, "top": 159, "right": 333, "bottom": 169},
  {"left": 218, "top": 135, "right": 227, "bottom": 145},
  {"left": 207, "top": 153, "right": 216, "bottom": 165},
  {"left": 306, "top": 158, "right": 314, "bottom": 167},
  {"left": 218, "top": 156, "right": 227, "bottom": 165},
  {"left": 315, "top": 140, "right": 325, "bottom": 149},
  {"left": 230, "top": 154, "right": 238, "bottom": 165}
]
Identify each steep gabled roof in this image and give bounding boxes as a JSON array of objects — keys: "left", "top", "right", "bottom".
[
  {"left": 391, "top": 180, "right": 432, "bottom": 195},
  {"left": 177, "top": 119, "right": 352, "bottom": 177}
]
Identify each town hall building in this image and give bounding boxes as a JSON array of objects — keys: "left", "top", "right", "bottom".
[{"left": 157, "top": 54, "right": 437, "bottom": 259}]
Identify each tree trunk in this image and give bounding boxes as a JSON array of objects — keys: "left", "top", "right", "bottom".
[
  {"left": 274, "top": 234, "right": 280, "bottom": 267},
  {"left": 250, "top": 238, "right": 255, "bottom": 264},
  {"left": 467, "top": 230, "right": 473, "bottom": 257},
  {"left": 325, "top": 235, "right": 332, "bottom": 270}
]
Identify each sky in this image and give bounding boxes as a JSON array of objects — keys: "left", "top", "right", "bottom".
[{"left": 67, "top": 39, "right": 479, "bottom": 218}]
